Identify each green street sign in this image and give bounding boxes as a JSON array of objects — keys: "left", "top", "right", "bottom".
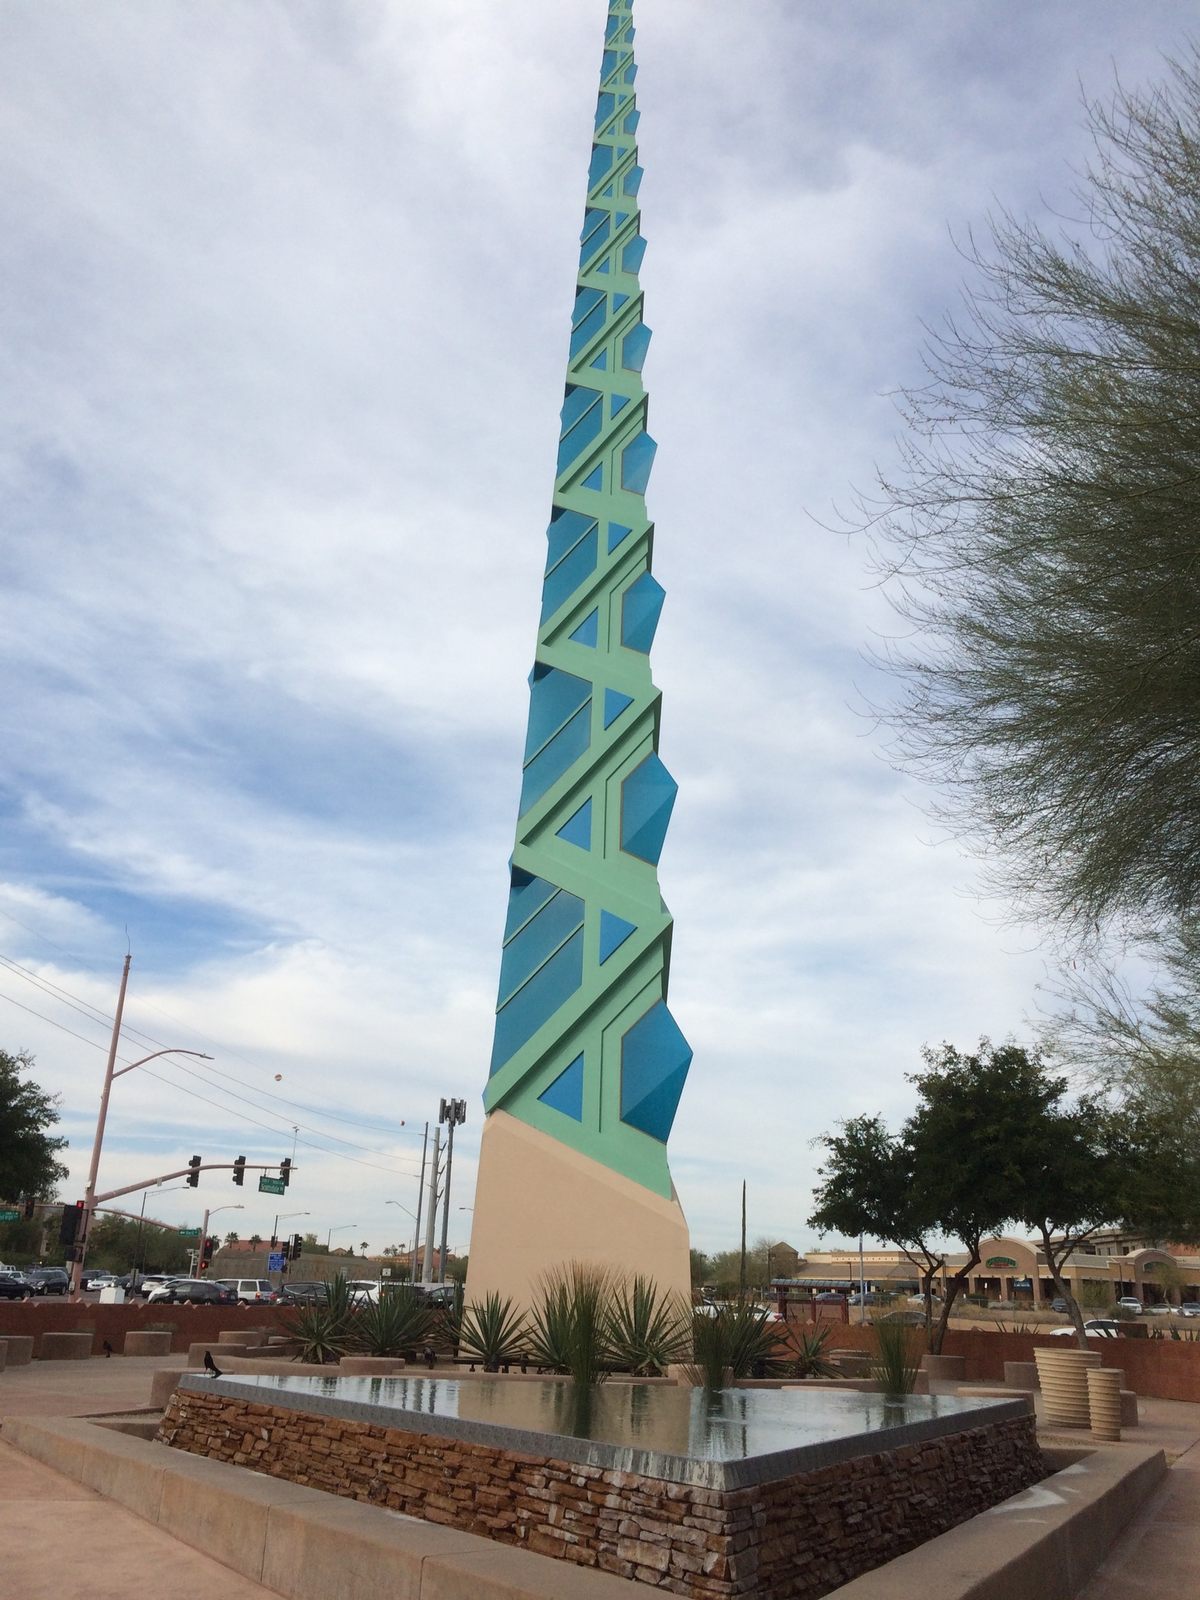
[
  {"left": 0, "top": 1209, "right": 20, "bottom": 1223},
  {"left": 258, "top": 1175, "right": 286, "bottom": 1196},
  {"left": 177, "top": 1226, "right": 201, "bottom": 1238}
]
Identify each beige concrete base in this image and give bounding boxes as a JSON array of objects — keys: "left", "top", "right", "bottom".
[
  {"left": 123, "top": 1331, "right": 172, "bottom": 1357},
  {"left": 465, "top": 1111, "right": 691, "bottom": 1313},
  {"left": 38, "top": 1333, "right": 94, "bottom": 1361},
  {"left": 0, "top": 1335, "right": 34, "bottom": 1366}
]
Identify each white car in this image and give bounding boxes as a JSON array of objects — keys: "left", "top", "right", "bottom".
[
  {"left": 1049, "top": 1319, "right": 1120, "bottom": 1338},
  {"left": 1116, "top": 1297, "right": 1143, "bottom": 1314},
  {"left": 218, "top": 1278, "right": 277, "bottom": 1304},
  {"left": 345, "top": 1280, "right": 381, "bottom": 1304},
  {"left": 137, "top": 1275, "right": 179, "bottom": 1299}
]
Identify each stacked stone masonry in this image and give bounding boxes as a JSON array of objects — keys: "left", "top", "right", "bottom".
[{"left": 157, "top": 1389, "right": 1046, "bottom": 1599}]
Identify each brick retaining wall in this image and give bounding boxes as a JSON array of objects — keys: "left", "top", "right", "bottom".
[
  {"left": 787, "top": 1322, "right": 1200, "bottom": 1403},
  {"left": 0, "top": 1301, "right": 292, "bottom": 1357},
  {"left": 157, "top": 1387, "right": 1045, "bottom": 1599}
]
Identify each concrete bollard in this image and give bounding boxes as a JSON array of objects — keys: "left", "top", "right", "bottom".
[
  {"left": 0, "top": 1343, "right": 8, "bottom": 1372},
  {"left": 188, "top": 1341, "right": 250, "bottom": 1366},
  {"left": 1034, "top": 1348, "right": 1100, "bottom": 1428},
  {"left": 1087, "top": 1367, "right": 1122, "bottom": 1441},
  {"left": 123, "top": 1331, "right": 173, "bottom": 1357},
  {"left": 1120, "top": 1389, "right": 1139, "bottom": 1427},
  {"left": 0, "top": 1337, "right": 34, "bottom": 1367},
  {"left": 218, "top": 1327, "right": 271, "bottom": 1344},
  {"left": 38, "top": 1333, "right": 94, "bottom": 1361}
]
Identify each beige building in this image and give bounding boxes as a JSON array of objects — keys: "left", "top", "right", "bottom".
[{"left": 776, "top": 1233, "right": 1200, "bottom": 1306}]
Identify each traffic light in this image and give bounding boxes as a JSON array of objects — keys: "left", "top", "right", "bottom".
[
  {"left": 279, "top": 1157, "right": 291, "bottom": 1189},
  {"left": 232, "top": 1156, "right": 246, "bottom": 1187},
  {"left": 202, "top": 1235, "right": 215, "bottom": 1266},
  {"left": 58, "top": 1201, "right": 84, "bottom": 1248},
  {"left": 186, "top": 1155, "right": 201, "bottom": 1188},
  {"left": 22, "top": 1195, "right": 35, "bottom": 1221},
  {"left": 290, "top": 1233, "right": 303, "bottom": 1260}
]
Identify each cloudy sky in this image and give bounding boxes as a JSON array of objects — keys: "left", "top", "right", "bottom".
[{"left": 0, "top": 1, "right": 1189, "bottom": 1260}]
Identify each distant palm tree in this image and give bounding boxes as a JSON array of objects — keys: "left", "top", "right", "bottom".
[
  {"left": 223, "top": 1231, "right": 239, "bottom": 1246},
  {"left": 360, "top": 1240, "right": 369, "bottom": 1256},
  {"left": 249, "top": 1233, "right": 263, "bottom": 1248}
]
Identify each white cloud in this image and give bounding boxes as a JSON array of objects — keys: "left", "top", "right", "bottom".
[{"left": 0, "top": 1, "right": 1185, "bottom": 1255}]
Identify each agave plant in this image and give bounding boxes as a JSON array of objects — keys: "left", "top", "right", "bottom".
[
  {"left": 872, "top": 1318, "right": 921, "bottom": 1397},
  {"left": 457, "top": 1292, "right": 528, "bottom": 1372},
  {"left": 353, "top": 1287, "right": 433, "bottom": 1356},
  {"left": 283, "top": 1273, "right": 355, "bottom": 1364},
  {"left": 606, "top": 1276, "right": 690, "bottom": 1376},
  {"left": 686, "top": 1302, "right": 784, "bottom": 1390},
  {"left": 785, "top": 1327, "right": 840, "bottom": 1380},
  {"left": 527, "top": 1263, "right": 615, "bottom": 1388}
]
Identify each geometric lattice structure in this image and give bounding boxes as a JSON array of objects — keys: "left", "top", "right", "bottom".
[{"left": 482, "top": 0, "right": 691, "bottom": 1205}]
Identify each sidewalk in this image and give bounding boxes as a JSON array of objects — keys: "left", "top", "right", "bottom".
[
  {"left": 0, "top": 1355, "right": 276, "bottom": 1600},
  {"left": 2, "top": 1355, "right": 1199, "bottom": 1598}
]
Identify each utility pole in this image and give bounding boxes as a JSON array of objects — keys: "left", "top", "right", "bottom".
[
  {"left": 422, "top": 1126, "right": 441, "bottom": 1285},
  {"left": 411, "top": 1122, "right": 428, "bottom": 1284},
  {"left": 437, "top": 1099, "right": 466, "bottom": 1284},
  {"left": 738, "top": 1181, "right": 747, "bottom": 1301}
]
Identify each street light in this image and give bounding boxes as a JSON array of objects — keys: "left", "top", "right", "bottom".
[
  {"left": 71, "top": 953, "right": 212, "bottom": 1296},
  {"left": 273, "top": 1210, "right": 309, "bottom": 1243},
  {"left": 132, "top": 1184, "right": 189, "bottom": 1286},
  {"left": 197, "top": 1203, "right": 244, "bottom": 1275},
  {"left": 326, "top": 1223, "right": 357, "bottom": 1251},
  {"left": 387, "top": 1199, "right": 419, "bottom": 1283}
]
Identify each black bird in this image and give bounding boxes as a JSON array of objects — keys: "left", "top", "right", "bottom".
[
  {"left": 203, "top": 1350, "right": 223, "bottom": 1378},
  {"left": 102, "top": 1340, "right": 114, "bottom": 1358}
]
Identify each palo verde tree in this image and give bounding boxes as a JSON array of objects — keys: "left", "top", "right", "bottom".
[
  {"left": 0, "top": 1049, "right": 68, "bottom": 1205},
  {"left": 866, "top": 52, "right": 1200, "bottom": 940}
]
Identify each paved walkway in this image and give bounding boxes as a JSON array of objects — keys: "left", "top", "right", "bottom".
[
  {"left": 1, "top": 1356, "right": 1199, "bottom": 1598},
  {"left": 0, "top": 1356, "right": 276, "bottom": 1600}
]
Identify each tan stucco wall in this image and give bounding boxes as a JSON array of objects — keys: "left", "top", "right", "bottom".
[{"left": 464, "top": 1111, "right": 691, "bottom": 1314}]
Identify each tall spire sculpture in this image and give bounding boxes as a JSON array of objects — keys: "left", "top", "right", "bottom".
[{"left": 466, "top": 0, "right": 691, "bottom": 1309}]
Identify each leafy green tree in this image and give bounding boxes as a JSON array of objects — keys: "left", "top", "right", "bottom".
[
  {"left": 809, "top": 1114, "right": 947, "bottom": 1337},
  {"left": 866, "top": 52, "right": 1200, "bottom": 939},
  {"left": 0, "top": 1050, "right": 68, "bottom": 1203},
  {"left": 689, "top": 1247, "right": 712, "bottom": 1288}
]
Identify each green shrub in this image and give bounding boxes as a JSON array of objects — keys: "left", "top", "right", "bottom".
[
  {"left": 353, "top": 1287, "right": 432, "bottom": 1356},
  {"left": 872, "top": 1318, "right": 921, "bottom": 1397},
  {"left": 457, "top": 1292, "right": 527, "bottom": 1371},
  {"left": 606, "top": 1276, "right": 690, "bottom": 1376},
  {"left": 784, "top": 1327, "right": 840, "bottom": 1379},
  {"left": 528, "top": 1263, "right": 615, "bottom": 1388}
]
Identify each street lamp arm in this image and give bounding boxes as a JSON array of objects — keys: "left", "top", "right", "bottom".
[
  {"left": 112, "top": 1048, "right": 213, "bottom": 1080},
  {"left": 96, "top": 1162, "right": 270, "bottom": 1205}
]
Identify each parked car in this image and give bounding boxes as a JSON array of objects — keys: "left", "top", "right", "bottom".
[
  {"left": 878, "top": 1310, "right": 926, "bottom": 1326},
  {"left": 25, "top": 1267, "right": 69, "bottom": 1296},
  {"left": 345, "top": 1280, "right": 381, "bottom": 1304},
  {"left": 0, "top": 1272, "right": 32, "bottom": 1300},
  {"left": 221, "top": 1278, "right": 278, "bottom": 1304},
  {"left": 1116, "top": 1297, "right": 1144, "bottom": 1314},
  {"left": 1180, "top": 1303, "right": 1200, "bottom": 1317},
  {"left": 814, "top": 1292, "right": 848, "bottom": 1304},
  {"left": 136, "top": 1275, "right": 179, "bottom": 1299},
  {"left": 1049, "top": 1298, "right": 1071, "bottom": 1313},
  {"left": 278, "top": 1281, "right": 328, "bottom": 1305},
  {"left": 80, "top": 1270, "right": 117, "bottom": 1292},
  {"left": 847, "top": 1292, "right": 886, "bottom": 1306},
  {"left": 1145, "top": 1303, "right": 1174, "bottom": 1315},
  {"left": 147, "top": 1278, "right": 237, "bottom": 1306},
  {"left": 1049, "top": 1319, "right": 1121, "bottom": 1338}
]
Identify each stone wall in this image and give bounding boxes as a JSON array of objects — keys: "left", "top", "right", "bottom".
[{"left": 157, "top": 1388, "right": 1045, "bottom": 1599}]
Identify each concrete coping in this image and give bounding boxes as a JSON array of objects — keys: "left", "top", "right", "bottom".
[
  {"left": 0, "top": 1415, "right": 1166, "bottom": 1600},
  {"left": 1, "top": 1415, "right": 648, "bottom": 1599},
  {"left": 0, "top": 1336, "right": 35, "bottom": 1366},
  {"left": 37, "top": 1332, "right": 94, "bottom": 1360},
  {"left": 179, "top": 1372, "right": 1033, "bottom": 1492}
]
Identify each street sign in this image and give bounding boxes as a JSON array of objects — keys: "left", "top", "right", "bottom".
[
  {"left": 267, "top": 1252, "right": 285, "bottom": 1271},
  {"left": 258, "top": 1175, "right": 286, "bottom": 1195},
  {"left": 0, "top": 1209, "right": 19, "bottom": 1223},
  {"left": 177, "top": 1226, "right": 201, "bottom": 1238}
]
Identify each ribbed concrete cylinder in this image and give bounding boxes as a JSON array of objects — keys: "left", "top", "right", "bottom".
[
  {"left": 1088, "top": 1367, "right": 1123, "bottom": 1441},
  {"left": 1034, "top": 1347, "right": 1096, "bottom": 1427}
]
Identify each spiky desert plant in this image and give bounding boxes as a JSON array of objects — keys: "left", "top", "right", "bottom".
[
  {"left": 282, "top": 1273, "right": 356, "bottom": 1363},
  {"left": 528, "top": 1262, "right": 616, "bottom": 1388},
  {"left": 353, "top": 1287, "right": 433, "bottom": 1356},
  {"left": 785, "top": 1327, "right": 840, "bottom": 1380},
  {"left": 721, "top": 1301, "right": 785, "bottom": 1380},
  {"left": 457, "top": 1292, "right": 528, "bottom": 1372},
  {"left": 872, "top": 1318, "right": 921, "bottom": 1397},
  {"left": 606, "top": 1276, "right": 691, "bottom": 1376},
  {"left": 688, "top": 1306, "right": 731, "bottom": 1391}
]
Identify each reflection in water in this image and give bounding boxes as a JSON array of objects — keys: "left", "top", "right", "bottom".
[{"left": 231, "top": 1373, "right": 1002, "bottom": 1465}]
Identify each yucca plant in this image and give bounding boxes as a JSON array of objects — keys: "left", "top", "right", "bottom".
[
  {"left": 688, "top": 1307, "right": 732, "bottom": 1391},
  {"left": 457, "top": 1292, "right": 528, "bottom": 1371},
  {"left": 353, "top": 1287, "right": 433, "bottom": 1356},
  {"left": 283, "top": 1273, "right": 355, "bottom": 1364},
  {"left": 872, "top": 1318, "right": 921, "bottom": 1397},
  {"left": 606, "top": 1276, "right": 691, "bottom": 1376},
  {"left": 686, "top": 1302, "right": 784, "bottom": 1390},
  {"left": 528, "top": 1263, "right": 615, "bottom": 1388},
  {"left": 784, "top": 1327, "right": 840, "bottom": 1379}
]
